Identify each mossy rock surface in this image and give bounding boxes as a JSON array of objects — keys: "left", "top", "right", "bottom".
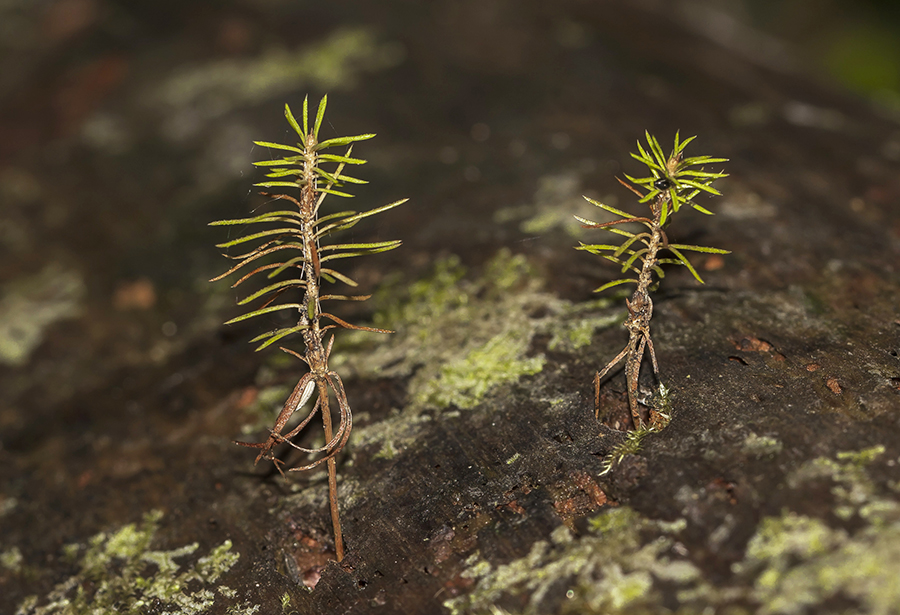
[{"left": 1, "top": 1, "right": 900, "bottom": 614}]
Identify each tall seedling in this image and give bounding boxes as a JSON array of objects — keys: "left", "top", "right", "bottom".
[
  {"left": 577, "top": 133, "right": 727, "bottom": 429},
  {"left": 210, "top": 95, "right": 406, "bottom": 561}
]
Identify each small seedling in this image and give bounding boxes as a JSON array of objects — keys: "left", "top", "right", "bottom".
[
  {"left": 210, "top": 95, "right": 406, "bottom": 561},
  {"left": 598, "top": 382, "right": 672, "bottom": 475},
  {"left": 577, "top": 132, "right": 728, "bottom": 429}
]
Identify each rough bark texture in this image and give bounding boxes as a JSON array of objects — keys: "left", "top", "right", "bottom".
[{"left": 2, "top": 1, "right": 899, "bottom": 614}]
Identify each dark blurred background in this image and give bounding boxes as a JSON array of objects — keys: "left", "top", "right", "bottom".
[
  {"left": 710, "top": 0, "right": 900, "bottom": 109},
  {"left": 2, "top": 0, "right": 899, "bottom": 368}
]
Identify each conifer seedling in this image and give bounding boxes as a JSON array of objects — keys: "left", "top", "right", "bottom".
[
  {"left": 577, "top": 132, "right": 728, "bottom": 429},
  {"left": 210, "top": 95, "right": 406, "bottom": 561}
]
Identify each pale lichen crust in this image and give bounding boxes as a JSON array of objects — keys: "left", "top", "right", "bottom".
[
  {"left": 445, "top": 507, "right": 692, "bottom": 615},
  {"left": 16, "top": 510, "right": 253, "bottom": 615},
  {"left": 446, "top": 445, "right": 900, "bottom": 615},
  {"left": 338, "top": 248, "right": 617, "bottom": 411},
  {"left": 333, "top": 248, "right": 620, "bottom": 459},
  {"left": 0, "top": 265, "right": 84, "bottom": 366}
]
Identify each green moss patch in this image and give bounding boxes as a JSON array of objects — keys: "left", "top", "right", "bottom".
[
  {"left": 332, "top": 249, "right": 620, "bottom": 458},
  {"left": 338, "top": 249, "right": 617, "bottom": 412},
  {"left": 17, "top": 510, "right": 248, "bottom": 615},
  {"left": 730, "top": 445, "right": 900, "bottom": 615},
  {"left": 445, "top": 508, "right": 693, "bottom": 615},
  {"left": 446, "top": 446, "right": 900, "bottom": 614}
]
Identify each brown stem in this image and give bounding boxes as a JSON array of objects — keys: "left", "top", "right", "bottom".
[
  {"left": 319, "top": 379, "right": 344, "bottom": 561},
  {"left": 599, "top": 193, "right": 668, "bottom": 428},
  {"left": 231, "top": 119, "right": 364, "bottom": 564}
]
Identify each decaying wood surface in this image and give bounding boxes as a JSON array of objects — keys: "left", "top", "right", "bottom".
[{"left": 1, "top": 1, "right": 899, "bottom": 614}]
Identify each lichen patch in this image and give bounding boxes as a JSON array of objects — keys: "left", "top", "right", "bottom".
[
  {"left": 0, "top": 265, "right": 84, "bottom": 366},
  {"left": 16, "top": 510, "right": 244, "bottom": 615},
  {"left": 336, "top": 249, "right": 622, "bottom": 456},
  {"left": 446, "top": 446, "right": 900, "bottom": 614}
]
